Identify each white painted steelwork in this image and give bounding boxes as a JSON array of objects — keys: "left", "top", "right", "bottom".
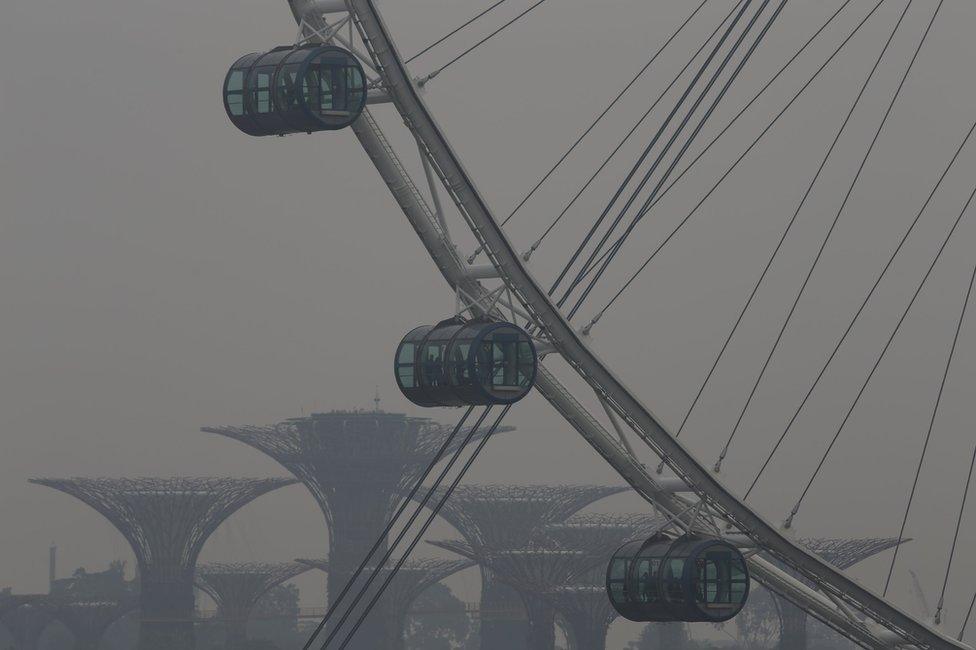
[{"left": 283, "top": 2, "right": 969, "bottom": 648}]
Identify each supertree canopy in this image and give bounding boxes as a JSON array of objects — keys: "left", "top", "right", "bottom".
[
  {"left": 297, "top": 556, "right": 473, "bottom": 650},
  {"left": 423, "top": 484, "right": 628, "bottom": 650},
  {"left": 196, "top": 562, "right": 310, "bottom": 649},
  {"left": 541, "top": 514, "right": 663, "bottom": 650},
  {"left": 29, "top": 477, "right": 296, "bottom": 650},
  {"left": 204, "top": 410, "right": 509, "bottom": 650}
]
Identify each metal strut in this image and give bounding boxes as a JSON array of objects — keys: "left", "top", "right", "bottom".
[{"left": 286, "top": 2, "right": 969, "bottom": 647}]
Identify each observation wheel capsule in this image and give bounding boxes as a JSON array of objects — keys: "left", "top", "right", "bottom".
[
  {"left": 395, "top": 318, "right": 538, "bottom": 407},
  {"left": 223, "top": 44, "right": 367, "bottom": 136},
  {"left": 607, "top": 535, "right": 749, "bottom": 623}
]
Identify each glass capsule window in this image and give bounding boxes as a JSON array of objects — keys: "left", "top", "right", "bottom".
[
  {"left": 395, "top": 319, "right": 538, "bottom": 408},
  {"left": 223, "top": 45, "right": 367, "bottom": 137},
  {"left": 607, "top": 536, "right": 749, "bottom": 623}
]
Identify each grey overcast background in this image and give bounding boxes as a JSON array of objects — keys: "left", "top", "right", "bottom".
[{"left": 2, "top": 0, "right": 976, "bottom": 644}]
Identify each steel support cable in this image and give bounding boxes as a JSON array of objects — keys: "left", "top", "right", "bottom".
[
  {"left": 885, "top": 155, "right": 976, "bottom": 596},
  {"left": 935, "top": 282, "right": 976, "bottom": 625},
  {"left": 548, "top": 0, "right": 757, "bottom": 300},
  {"left": 406, "top": 0, "right": 511, "bottom": 64},
  {"left": 524, "top": 0, "right": 748, "bottom": 266},
  {"left": 565, "top": 0, "right": 866, "bottom": 304},
  {"left": 745, "top": 0, "right": 944, "bottom": 500},
  {"left": 961, "top": 591, "right": 976, "bottom": 641},
  {"left": 573, "top": 3, "right": 891, "bottom": 326},
  {"left": 722, "top": 0, "right": 925, "bottom": 475},
  {"left": 554, "top": 0, "right": 763, "bottom": 306},
  {"left": 564, "top": 0, "right": 788, "bottom": 321},
  {"left": 936, "top": 391, "right": 976, "bottom": 626},
  {"left": 695, "top": 0, "right": 915, "bottom": 474},
  {"left": 333, "top": 405, "right": 512, "bottom": 650},
  {"left": 302, "top": 405, "right": 483, "bottom": 649},
  {"left": 345, "top": 2, "right": 974, "bottom": 644},
  {"left": 314, "top": 405, "right": 496, "bottom": 649},
  {"left": 783, "top": 182, "right": 975, "bottom": 530},
  {"left": 419, "top": 0, "right": 547, "bottom": 84},
  {"left": 466, "top": 0, "right": 712, "bottom": 264},
  {"left": 745, "top": 133, "right": 975, "bottom": 502}
]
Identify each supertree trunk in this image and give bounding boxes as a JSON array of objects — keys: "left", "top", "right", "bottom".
[
  {"left": 217, "top": 607, "right": 247, "bottom": 650},
  {"left": 325, "top": 560, "right": 394, "bottom": 649},
  {"left": 779, "top": 601, "right": 808, "bottom": 650},
  {"left": 480, "top": 573, "right": 529, "bottom": 650},
  {"left": 139, "top": 573, "right": 196, "bottom": 650},
  {"left": 565, "top": 619, "right": 609, "bottom": 650},
  {"left": 522, "top": 597, "right": 555, "bottom": 650}
]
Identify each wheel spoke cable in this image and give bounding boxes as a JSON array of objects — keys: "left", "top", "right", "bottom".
[
  {"left": 466, "top": 0, "right": 712, "bottom": 263},
  {"left": 935, "top": 385, "right": 976, "bottom": 625},
  {"left": 524, "top": 0, "right": 748, "bottom": 266},
  {"left": 884, "top": 168, "right": 976, "bottom": 596},
  {"left": 406, "top": 0, "right": 511, "bottom": 64},
  {"left": 781, "top": 180, "right": 975, "bottom": 528},
  {"left": 571, "top": 0, "right": 870, "bottom": 310},
  {"left": 564, "top": 0, "right": 885, "bottom": 331},
  {"left": 333, "top": 405, "right": 513, "bottom": 650},
  {"left": 706, "top": 0, "right": 917, "bottom": 474},
  {"left": 550, "top": 0, "right": 760, "bottom": 303},
  {"left": 565, "top": 0, "right": 789, "bottom": 321},
  {"left": 744, "top": 119, "right": 974, "bottom": 499},
  {"left": 662, "top": 0, "right": 861, "bottom": 446},
  {"left": 420, "top": 0, "right": 548, "bottom": 84},
  {"left": 744, "top": 0, "right": 946, "bottom": 499},
  {"left": 960, "top": 591, "right": 976, "bottom": 641},
  {"left": 303, "top": 405, "right": 486, "bottom": 649}
]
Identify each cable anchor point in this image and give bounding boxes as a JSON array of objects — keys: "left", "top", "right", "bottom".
[
  {"left": 713, "top": 450, "right": 727, "bottom": 474},
  {"left": 581, "top": 311, "right": 603, "bottom": 337}
]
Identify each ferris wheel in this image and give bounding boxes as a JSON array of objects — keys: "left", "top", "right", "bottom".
[{"left": 222, "top": 1, "right": 976, "bottom": 647}]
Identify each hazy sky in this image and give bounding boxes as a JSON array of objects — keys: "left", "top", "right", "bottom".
[{"left": 2, "top": 0, "right": 975, "bottom": 644}]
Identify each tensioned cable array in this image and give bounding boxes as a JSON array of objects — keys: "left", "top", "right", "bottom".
[
  {"left": 562, "top": 0, "right": 790, "bottom": 321},
  {"left": 302, "top": 405, "right": 479, "bottom": 649},
  {"left": 419, "top": 0, "right": 548, "bottom": 84},
  {"left": 883, "top": 126, "right": 976, "bottom": 594},
  {"left": 304, "top": 405, "right": 512, "bottom": 648},
  {"left": 934, "top": 315, "right": 976, "bottom": 624},
  {"left": 406, "top": 0, "right": 510, "bottom": 64},
  {"left": 522, "top": 0, "right": 748, "bottom": 265},
  {"left": 780, "top": 178, "right": 975, "bottom": 527},
  {"left": 572, "top": 0, "right": 885, "bottom": 337},
  {"left": 549, "top": 0, "right": 769, "bottom": 308},
  {"left": 716, "top": 0, "right": 923, "bottom": 474},
  {"left": 746, "top": 0, "right": 948, "bottom": 500},
  {"left": 334, "top": 406, "right": 512, "bottom": 649},
  {"left": 466, "top": 0, "right": 713, "bottom": 263}
]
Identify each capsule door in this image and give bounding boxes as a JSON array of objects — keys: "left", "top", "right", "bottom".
[
  {"left": 395, "top": 325, "right": 437, "bottom": 407},
  {"left": 694, "top": 545, "right": 749, "bottom": 621}
]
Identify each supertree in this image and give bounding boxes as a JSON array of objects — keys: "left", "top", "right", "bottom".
[
  {"left": 29, "top": 477, "right": 296, "bottom": 650},
  {"left": 422, "top": 484, "right": 627, "bottom": 650},
  {"left": 204, "top": 409, "right": 508, "bottom": 649},
  {"left": 195, "top": 562, "right": 311, "bottom": 649},
  {"left": 297, "top": 556, "right": 473, "bottom": 650},
  {"left": 1, "top": 602, "right": 54, "bottom": 650},
  {"left": 541, "top": 514, "right": 662, "bottom": 650},
  {"left": 773, "top": 537, "right": 907, "bottom": 650},
  {"left": 52, "top": 598, "right": 138, "bottom": 650},
  {"left": 432, "top": 539, "right": 593, "bottom": 650}
]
